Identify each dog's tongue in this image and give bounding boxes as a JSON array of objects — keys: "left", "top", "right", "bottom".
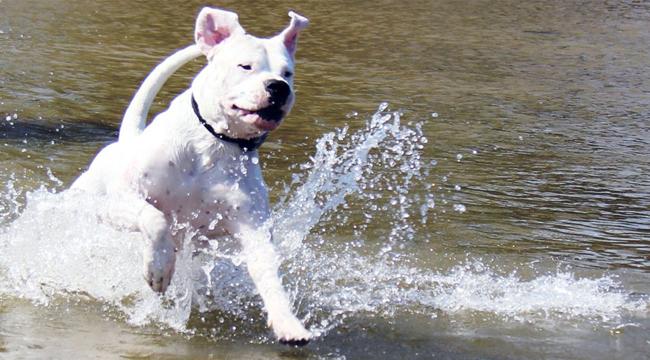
[{"left": 254, "top": 117, "right": 280, "bottom": 131}]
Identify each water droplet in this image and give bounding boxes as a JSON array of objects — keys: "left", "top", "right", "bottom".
[
  {"left": 456, "top": 154, "right": 463, "bottom": 162},
  {"left": 431, "top": 112, "right": 439, "bottom": 118},
  {"left": 453, "top": 204, "right": 466, "bottom": 213},
  {"left": 208, "top": 218, "right": 220, "bottom": 231},
  {"left": 454, "top": 184, "right": 461, "bottom": 191},
  {"left": 427, "top": 198, "right": 435, "bottom": 208}
]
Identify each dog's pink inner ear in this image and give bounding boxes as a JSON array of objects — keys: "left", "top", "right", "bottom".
[
  {"left": 194, "top": 7, "right": 244, "bottom": 55},
  {"left": 280, "top": 11, "right": 309, "bottom": 56}
]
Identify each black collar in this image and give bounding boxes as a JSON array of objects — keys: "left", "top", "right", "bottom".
[{"left": 191, "top": 94, "right": 268, "bottom": 152}]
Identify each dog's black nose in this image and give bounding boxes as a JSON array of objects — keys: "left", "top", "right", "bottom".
[{"left": 265, "top": 80, "right": 291, "bottom": 107}]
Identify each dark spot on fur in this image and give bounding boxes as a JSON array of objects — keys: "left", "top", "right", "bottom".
[
  {"left": 168, "top": 161, "right": 175, "bottom": 167},
  {"left": 143, "top": 172, "right": 149, "bottom": 178},
  {"left": 205, "top": 210, "right": 211, "bottom": 214}
]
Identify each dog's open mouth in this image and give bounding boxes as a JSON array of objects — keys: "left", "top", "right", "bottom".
[{"left": 233, "top": 104, "right": 284, "bottom": 122}]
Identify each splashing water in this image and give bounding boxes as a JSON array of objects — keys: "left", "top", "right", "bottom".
[
  {"left": 0, "top": 104, "right": 646, "bottom": 342},
  {"left": 273, "top": 102, "right": 428, "bottom": 255}
]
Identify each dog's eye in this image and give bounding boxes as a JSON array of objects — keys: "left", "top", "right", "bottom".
[
  {"left": 238, "top": 64, "right": 252, "bottom": 71},
  {"left": 283, "top": 71, "right": 293, "bottom": 78}
]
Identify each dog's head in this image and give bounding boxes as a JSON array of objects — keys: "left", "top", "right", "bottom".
[{"left": 191, "top": 7, "right": 308, "bottom": 140}]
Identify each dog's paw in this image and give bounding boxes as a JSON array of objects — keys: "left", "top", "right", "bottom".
[
  {"left": 142, "top": 240, "right": 176, "bottom": 293},
  {"left": 268, "top": 313, "right": 312, "bottom": 346}
]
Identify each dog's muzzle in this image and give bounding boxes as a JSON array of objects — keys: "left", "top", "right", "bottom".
[
  {"left": 256, "top": 80, "right": 291, "bottom": 122},
  {"left": 266, "top": 80, "right": 290, "bottom": 107}
]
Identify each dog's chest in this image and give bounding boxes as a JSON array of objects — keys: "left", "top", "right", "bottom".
[{"left": 144, "top": 151, "right": 269, "bottom": 235}]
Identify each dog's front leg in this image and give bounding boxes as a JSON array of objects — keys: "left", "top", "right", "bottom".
[
  {"left": 105, "top": 194, "right": 176, "bottom": 293},
  {"left": 234, "top": 224, "right": 311, "bottom": 345}
]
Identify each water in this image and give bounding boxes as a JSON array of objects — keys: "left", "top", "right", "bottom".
[{"left": 1, "top": 0, "right": 649, "bottom": 359}]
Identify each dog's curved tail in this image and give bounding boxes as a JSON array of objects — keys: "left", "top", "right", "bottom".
[{"left": 119, "top": 44, "right": 203, "bottom": 142}]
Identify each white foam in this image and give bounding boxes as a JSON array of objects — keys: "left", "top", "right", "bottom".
[{"left": 289, "top": 250, "right": 647, "bottom": 337}]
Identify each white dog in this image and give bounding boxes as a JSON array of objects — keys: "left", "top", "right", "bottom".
[{"left": 71, "top": 7, "right": 311, "bottom": 345}]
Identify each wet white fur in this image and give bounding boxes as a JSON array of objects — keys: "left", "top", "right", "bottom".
[{"left": 71, "top": 8, "right": 310, "bottom": 343}]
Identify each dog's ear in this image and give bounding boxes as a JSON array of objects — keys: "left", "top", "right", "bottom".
[
  {"left": 195, "top": 7, "right": 245, "bottom": 56},
  {"left": 279, "top": 11, "right": 309, "bottom": 56}
]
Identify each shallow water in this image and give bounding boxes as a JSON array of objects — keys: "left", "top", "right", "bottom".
[{"left": 1, "top": 0, "right": 649, "bottom": 359}]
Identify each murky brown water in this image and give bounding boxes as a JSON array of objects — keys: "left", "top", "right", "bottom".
[{"left": 1, "top": 0, "right": 649, "bottom": 359}]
